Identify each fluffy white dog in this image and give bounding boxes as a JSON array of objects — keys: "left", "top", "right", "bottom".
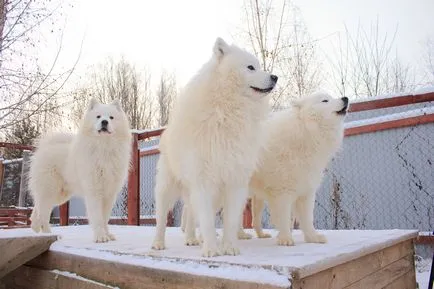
[
  {"left": 29, "top": 99, "right": 132, "bottom": 242},
  {"left": 151, "top": 37, "right": 277, "bottom": 257},
  {"left": 250, "top": 93, "right": 349, "bottom": 245}
]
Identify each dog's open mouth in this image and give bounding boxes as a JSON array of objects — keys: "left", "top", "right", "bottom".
[
  {"left": 336, "top": 106, "right": 348, "bottom": 115},
  {"left": 98, "top": 127, "right": 111, "bottom": 134},
  {"left": 251, "top": 86, "right": 275, "bottom": 93}
]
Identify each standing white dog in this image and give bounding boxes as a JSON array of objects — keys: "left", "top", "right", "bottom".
[
  {"left": 250, "top": 93, "right": 349, "bottom": 245},
  {"left": 29, "top": 99, "right": 132, "bottom": 242},
  {"left": 151, "top": 37, "right": 277, "bottom": 257}
]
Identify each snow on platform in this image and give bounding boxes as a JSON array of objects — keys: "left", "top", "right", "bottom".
[{"left": 2, "top": 225, "right": 418, "bottom": 287}]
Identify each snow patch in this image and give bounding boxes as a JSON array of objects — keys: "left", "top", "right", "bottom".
[
  {"left": 50, "top": 246, "right": 291, "bottom": 287},
  {"left": 350, "top": 87, "right": 434, "bottom": 103},
  {"left": 344, "top": 106, "right": 434, "bottom": 129}
]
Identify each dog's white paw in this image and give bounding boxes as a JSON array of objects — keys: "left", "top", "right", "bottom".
[
  {"left": 185, "top": 237, "right": 200, "bottom": 246},
  {"left": 221, "top": 242, "right": 241, "bottom": 256},
  {"left": 238, "top": 230, "right": 253, "bottom": 240},
  {"left": 257, "top": 231, "right": 272, "bottom": 238},
  {"left": 151, "top": 239, "right": 166, "bottom": 250},
  {"left": 31, "top": 219, "right": 51, "bottom": 234},
  {"left": 201, "top": 244, "right": 221, "bottom": 257},
  {"left": 107, "top": 232, "right": 116, "bottom": 241},
  {"left": 277, "top": 234, "right": 294, "bottom": 246},
  {"left": 93, "top": 232, "right": 113, "bottom": 243},
  {"left": 305, "top": 233, "right": 327, "bottom": 244}
]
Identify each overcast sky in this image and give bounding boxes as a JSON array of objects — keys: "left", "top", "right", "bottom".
[{"left": 39, "top": 0, "right": 434, "bottom": 89}]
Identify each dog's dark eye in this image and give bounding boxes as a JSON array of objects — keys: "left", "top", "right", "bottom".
[
  {"left": 247, "top": 65, "right": 255, "bottom": 71},
  {"left": 110, "top": 116, "right": 114, "bottom": 120},
  {"left": 96, "top": 115, "right": 101, "bottom": 118},
  {"left": 322, "top": 100, "right": 329, "bottom": 103}
]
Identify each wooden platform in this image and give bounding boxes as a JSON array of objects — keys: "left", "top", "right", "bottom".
[
  {"left": 0, "top": 231, "right": 57, "bottom": 279},
  {"left": 0, "top": 226, "right": 418, "bottom": 289}
]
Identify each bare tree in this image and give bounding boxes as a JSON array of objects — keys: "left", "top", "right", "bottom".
[
  {"left": 0, "top": 0, "right": 80, "bottom": 130},
  {"left": 157, "top": 71, "right": 176, "bottom": 127},
  {"left": 327, "top": 19, "right": 415, "bottom": 98},
  {"left": 72, "top": 57, "right": 156, "bottom": 130},
  {"left": 238, "top": 0, "right": 322, "bottom": 108},
  {"left": 422, "top": 37, "right": 434, "bottom": 85}
]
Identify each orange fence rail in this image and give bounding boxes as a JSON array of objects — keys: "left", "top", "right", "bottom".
[{"left": 0, "top": 207, "right": 32, "bottom": 229}]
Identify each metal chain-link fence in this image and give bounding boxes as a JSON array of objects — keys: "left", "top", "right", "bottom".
[{"left": 134, "top": 99, "right": 434, "bottom": 248}]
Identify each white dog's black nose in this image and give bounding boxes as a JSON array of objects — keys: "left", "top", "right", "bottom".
[
  {"left": 101, "top": 120, "right": 108, "bottom": 127},
  {"left": 270, "top": 75, "right": 278, "bottom": 83}
]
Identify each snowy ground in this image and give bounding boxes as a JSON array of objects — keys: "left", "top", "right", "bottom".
[{"left": 2, "top": 225, "right": 420, "bottom": 287}]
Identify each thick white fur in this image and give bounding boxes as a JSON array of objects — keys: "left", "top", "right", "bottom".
[
  {"left": 250, "top": 93, "right": 349, "bottom": 245},
  {"left": 151, "top": 37, "right": 276, "bottom": 257},
  {"left": 29, "top": 99, "right": 132, "bottom": 243}
]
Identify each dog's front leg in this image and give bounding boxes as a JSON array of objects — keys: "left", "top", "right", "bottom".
[
  {"left": 221, "top": 185, "right": 249, "bottom": 255},
  {"left": 296, "top": 195, "right": 327, "bottom": 243},
  {"left": 190, "top": 185, "right": 220, "bottom": 257},
  {"left": 273, "top": 194, "right": 297, "bottom": 246},
  {"left": 85, "top": 192, "right": 112, "bottom": 243}
]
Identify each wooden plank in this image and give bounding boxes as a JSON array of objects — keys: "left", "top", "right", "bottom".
[
  {"left": 0, "top": 160, "right": 4, "bottom": 201},
  {"left": 0, "top": 265, "right": 114, "bottom": 289},
  {"left": 382, "top": 269, "right": 416, "bottom": 289},
  {"left": 137, "top": 128, "right": 165, "bottom": 140},
  {"left": 348, "top": 92, "right": 434, "bottom": 112},
  {"left": 18, "top": 150, "right": 31, "bottom": 207},
  {"left": 0, "top": 235, "right": 58, "bottom": 278},
  {"left": 343, "top": 255, "right": 414, "bottom": 289},
  {"left": 0, "top": 142, "right": 35, "bottom": 151},
  {"left": 27, "top": 251, "right": 287, "bottom": 289},
  {"left": 140, "top": 148, "right": 160, "bottom": 157},
  {"left": 127, "top": 133, "right": 140, "bottom": 225},
  {"left": 59, "top": 201, "right": 70, "bottom": 226},
  {"left": 344, "top": 113, "right": 434, "bottom": 137},
  {"left": 416, "top": 234, "right": 434, "bottom": 245},
  {"left": 292, "top": 240, "right": 413, "bottom": 289}
]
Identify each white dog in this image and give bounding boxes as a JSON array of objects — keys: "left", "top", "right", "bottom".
[
  {"left": 29, "top": 99, "right": 132, "bottom": 242},
  {"left": 151, "top": 37, "right": 277, "bottom": 257},
  {"left": 250, "top": 93, "right": 349, "bottom": 245}
]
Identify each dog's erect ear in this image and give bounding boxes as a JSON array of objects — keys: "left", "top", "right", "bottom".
[
  {"left": 213, "top": 37, "right": 230, "bottom": 59},
  {"left": 111, "top": 99, "right": 122, "bottom": 111},
  {"left": 88, "top": 98, "right": 99, "bottom": 110}
]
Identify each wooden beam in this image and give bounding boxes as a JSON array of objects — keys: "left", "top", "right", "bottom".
[
  {"left": 0, "top": 160, "right": 4, "bottom": 202},
  {"left": 348, "top": 92, "right": 434, "bottom": 112},
  {"left": 343, "top": 255, "right": 413, "bottom": 289},
  {"left": 292, "top": 240, "right": 414, "bottom": 289},
  {"left": 139, "top": 148, "right": 160, "bottom": 157},
  {"left": 59, "top": 201, "right": 70, "bottom": 226},
  {"left": 242, "top": 199, "right": 252, "bottom": 229},
  {"left": 344, "top": 113, "right": 434, "bottom": 137},
  {"left": 137, "top": 128, "right": 165, "bottom": 140},
  {"left": 415, "top": 234, "right": 434, "bottom": 245},
  {"left": 27, "top": 251, "right": 286, "bottom": 289},
  {"left": 0, "top": 265, "right": 114, "bottom": 289},
  {"left": 0, "top": 235, "right": 57, "bottom": 278},
  {"left": 0, "top": 142, "right": 34, "bottom": 151},
  {"left": 382, "top": 269, "right": 416, "bottom": 289},
  {"left": 18, "top": 150, "right": 31, "bottom": 207},
  {"left": 127, "top": 133, "right": 140, "bottom": 225}
]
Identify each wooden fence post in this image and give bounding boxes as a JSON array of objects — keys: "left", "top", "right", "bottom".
[
  {"left": 18, "top": 150, "right": 31, "bottom": 207},
  {"left": 242, "top": 199, "right": 252, "bottom": 229},
  {"left": 127, "top": 133, "right": 140, "bottom": 225},
  {"left": 0, "top": 158, "right": 4, "bottom": 202},
  {"left": 59, "top": 202, "right": 69, "bottom": 226}
]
